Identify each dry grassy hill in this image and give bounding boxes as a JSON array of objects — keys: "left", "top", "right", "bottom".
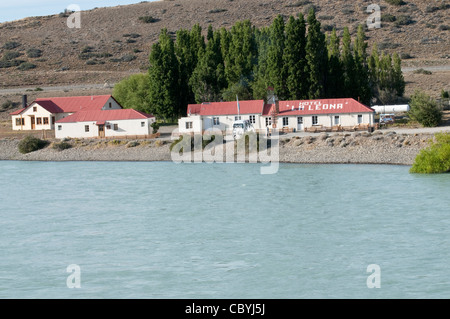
[{"left": 0, "top": 0, "right": 448, "bottom": 108}]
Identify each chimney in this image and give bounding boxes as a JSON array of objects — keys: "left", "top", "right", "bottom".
[{"left": 22, "top": 95, "right": 27, "bottom": 108}]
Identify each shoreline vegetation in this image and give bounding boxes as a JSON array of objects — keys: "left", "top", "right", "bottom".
[{"left": 0, "top": 130, "right": 440, "bottom": 166}]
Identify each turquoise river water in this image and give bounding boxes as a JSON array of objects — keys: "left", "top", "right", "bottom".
[{"left": 0, "top": 161, "right": 449, "bottom": 298}]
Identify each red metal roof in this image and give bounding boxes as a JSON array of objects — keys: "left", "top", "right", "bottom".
[
  {"left": 56, "top": 109, "right": 154, "bottom": 124},
  {"left": 10, "top": 95, "right": 117, "bottom": 115},
  {"left": 263, "top": 98, "right": 374, "bottom": 116},
  {"left": 187, "top": 100, "right": 265, "bottom": 116},
  {"left": 10, "top": 108, "right": 26, "bottom": 115}
]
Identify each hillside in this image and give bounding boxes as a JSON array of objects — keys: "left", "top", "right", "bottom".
[{"left": 0, "top": 0, "right": 448, "bottom": 106}]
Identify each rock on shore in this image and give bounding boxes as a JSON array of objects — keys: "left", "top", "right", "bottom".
[{"left": 0, "top": 131, "right": 433, "bottom": 165}]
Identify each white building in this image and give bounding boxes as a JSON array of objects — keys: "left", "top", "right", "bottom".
[
  {"left": 55, "top": 109, "right": 155, "bottom": 139},
  {"left": 178, "top": 98, "right": 375, "bottom": 134},
  {"left": 10, "top": 95, "right": 123, "bottom": 131}
]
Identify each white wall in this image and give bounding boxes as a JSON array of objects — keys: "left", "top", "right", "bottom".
[
  {"left": 55, "top": 118, "right": 155, "bottom": 139},
  {"left": 11, "top": 103, "right": 54, "bottom": 131},
  {"left": 102, "top": 97, "right": 123, "bottom": 110},
  {"left": 178, "top": 116, "right": 203, "bottom": 134}
]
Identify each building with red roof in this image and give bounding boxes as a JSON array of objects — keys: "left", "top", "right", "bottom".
[
  {"left": 11, "top": 95, "right": 156, "bottom": 138},
  {"left": 178, "top": 97, "right": 375, "bottom": 134}
]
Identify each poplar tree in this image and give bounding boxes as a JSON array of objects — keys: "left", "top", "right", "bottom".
[
  {"left": 325, "top": 28, "right": 343, "bottom": 98},
  {"left": 284, "top": 14, "right": 308, "bottom": 100},
  {"left": 266, "top": 15, "right": 287, "bottom": 99},
  {"left": 148, "top": 29, "right": 180, "bottom": 120},
  {"left": 341, "top": 26, "right": 357, "bottom": 99},
  {"left": 305, "top": 8, "right": 327, "bottom": 99}
]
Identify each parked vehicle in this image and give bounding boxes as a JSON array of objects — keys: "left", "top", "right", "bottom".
[{"left": 232, "top": 120, "right": 254, "bottom": 139}]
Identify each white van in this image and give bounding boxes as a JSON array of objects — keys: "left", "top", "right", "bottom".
[{"left": 232, "top": 120, "right": 254, "bottom": 139}]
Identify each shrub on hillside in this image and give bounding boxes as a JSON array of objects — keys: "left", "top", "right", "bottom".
[
  {"left": 26, "top": 48, "right": 43, "bottom": 58},
  {"left": 385, "top": 0, "right": 404, "bottom": 6},
  {"left": 410, "top": 133, "right": 450, "bottom": 174},
  {"left": 17, "top": 62, "right": 37, "bottom": 71},
  {"left": 138, "top": 16, "right": 158, "bottom": 23},
  {"left": 3, "top": 41, "right": 20, "bottom": 50},
  {"left": 18, "top": 136, "right": 49, "bottom": 154},
  {"left": 408, "top": 91, "right": 442, "bottom": 127}
]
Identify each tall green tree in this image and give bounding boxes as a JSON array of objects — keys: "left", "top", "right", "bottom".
[
  {"left": 341, "top": 26, "right": 357, "bottom": 99},
  {"left": 353, "top": 25, "right": 371, "bottom": 104},
  {"left": 284, "top": 14, "right": 308, "bottom": 100},
  {"left": 305, "top": 8, "right": 327, "bottom": 99},
  {"left": 266, "top": 15, "right": 287, "bottom": 99},
  {"left": 224, "top": 20, "right": 257, "bottom": 87},
  {"left": 148, "top": 29, "right": 180, "bottom": 120},
  {"left": 325, "top": 28, "right": 343, "bottom": 98}
]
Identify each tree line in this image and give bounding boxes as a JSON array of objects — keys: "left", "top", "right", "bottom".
[{"left": 113, "top": 8, "right": 405, "bottom": 121}]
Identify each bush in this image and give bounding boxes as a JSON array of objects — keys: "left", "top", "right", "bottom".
[
  {"left": 410, "top": 133, "right": 450, "bottom": 174},
  {"left": 26, "top": 48, "right": 42, "bottom": 58},
  {"left": 413, "top": 68, "right": 432, "bottom": 75},
  {"left": 385, "top": 0, "right": 404, "bottom": 5},
  {"left": 394, "top": 15, "right": 414, "bottom": 26},
  {"left": 3, "top": 41, "right": 20, "bottom": 49},
  {"left": 3, "top": 51, "right": 22, "bottom": 61},
  {"left": 381, "top": 13, "right": 396, "bottom": 22},
  {"left": 151, "top": 122, "right": 160, "bottom": 134},
  {"left": 121, "top": 54, "right": 137, "bottom": 62},
  {"left": 127, "top": 141, "right": 140, "bottom": 148},
  {"left": 1, "top": 100, "right": 19, "bottom": 111},
  {"left": 138, "top": 16, "right": 158, "bottom": 23},
  {"left": 438, "top": 25, "right": 449, "bottom": 31},
  {"left": 441, "top": 90, "right": 450, "bottom": 99},
  {"left": 52, "top": 141, "right": 72, "bottom": 151},
  {"left": 18, "top": 136, "right": 49, "bottom": 154},
  {"left": 408, "top": 90, "right": 442, "bottom": 127},
  {"left": 17, "top": 62, "right": 37, "bottom": 70},
  {"left": 209, "top": 9, "right": 228, "bottom": 13}
]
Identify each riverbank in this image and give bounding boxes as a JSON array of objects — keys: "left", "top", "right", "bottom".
[{"left": 0, "top": 130, "right": 437, "bottom": 165}]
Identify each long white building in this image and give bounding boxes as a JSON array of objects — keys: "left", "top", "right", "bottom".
[{"left": 178, "top": 98, "right": 375, "bottom": 134}]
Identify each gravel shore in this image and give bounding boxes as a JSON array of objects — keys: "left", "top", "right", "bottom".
[{"left": 0, "top": 130, "right": 434, "bottom": 165}]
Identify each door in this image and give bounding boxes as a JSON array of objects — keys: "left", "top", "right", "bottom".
[
  {"left": 98, "top": 125, "right": 105, "bottom": 138},
  {"left": 30, "top": 116, "right": 35, "bottom": 130},
  {"left": 297, "top": 117, "right": 303, "bottom": 131}
]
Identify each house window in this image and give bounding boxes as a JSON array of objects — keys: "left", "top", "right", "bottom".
[
  {"left": 58, "top": 125, "right": 62, "bottom": 131},
  {"left": 358, "top": 114, "right": 363, "bottom": 124},
  {"left": 36, "top": 117, "right": 42, "bottom": 125},
  {"left": 186, "top": 122, "right": 193, "bottom": 129},
  {"left": 265, "top": 117, "right": 272, "bottom": 126},
  {"left": 113, "top": 124, "right": 119, "bottom": 130},
  {"left": 334, "top": 115, "right": 340, "bottom": 125},
  {"left": 213, "top": 117, "right": 220, "bottom": 125},
  {"left": 43, "top": 117, "right": 49, "bottom": 125},
  {"left": 15, "top": 118, "right": 25, "bottom": 126},
  {"left": 235, "top": 116, "right": 241, "bottom": 121},
  {"left": 141, "top": 122, "right": 145, "bottom": 127},
  {"left": 109, "top": 103, "right": 112, "bottom": 108},
  {"left": 312, "top": 116, "right": 318, "bottom": 125},
  {"left": 106, "top": 124, "right": 111, "bottom": 130},
  {"left": 249, "top": 115, "right": 256, "bottom": 124},
  {"left": 52, "top": 117, "right": 55, "bottom": 125},
  {"left": 297, "top": 117, "right": 303, "bottom": 124},
  {"left": 33, "top": 107, "right": 37, "bottom": 112},
  {"left": 282, "top": 117, "right": 289, "bottom": 126},
  {"left": 85, "top": 125, "right": 90, "bottom": 132}
]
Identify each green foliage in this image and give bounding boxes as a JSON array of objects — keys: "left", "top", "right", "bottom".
[
  {"left": 52, "top": 141, "right": 72, "bottom": 151},
  {"left": 151, "top": 122, "right": 160, "bottom": 134},
  {"left": 113, "top": 73, "right": 151, "bottom": 113},
  {"left": 18, "top": 136, "right": 49, "bottom": 154},
  {"left": 413, "top": 68, "right": 432, "bottom": 75},
  {"left": 408, "top": 90, "right": 442, "bottom": 127},
  {"left": 410, "top": 133, "right": 450, "bottom": 174},
  {"left": 441, "top": 90, "right": 449, "bottom": 99}
]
